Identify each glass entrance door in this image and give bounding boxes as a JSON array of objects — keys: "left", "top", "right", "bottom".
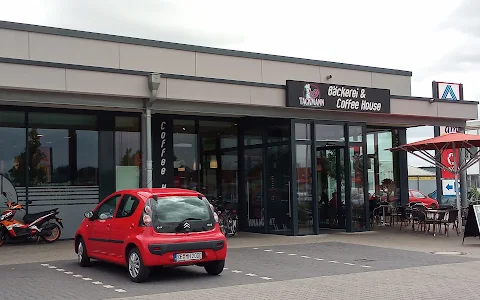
[{"left": 316, "top": 145, "right": 345, "bottom": 230}]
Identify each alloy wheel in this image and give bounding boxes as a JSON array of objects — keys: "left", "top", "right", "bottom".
[
  {"left": 129, "top": 252, "right": 141, "bottom": 278},
  {"left": 77, "top": 242, "right": 83, "bottom": 263}
]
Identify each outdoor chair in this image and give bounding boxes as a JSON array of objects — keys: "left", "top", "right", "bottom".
[
  {"left": 440, "top": 209, "right": 460, "bottom": 236},
  {"left": 396, "top": 206, "right": 409, "bottom": 231}
]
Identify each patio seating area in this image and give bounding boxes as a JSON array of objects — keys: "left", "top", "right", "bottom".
[{"left": 371, "top": 202, "right": 464, "bottom": 237}]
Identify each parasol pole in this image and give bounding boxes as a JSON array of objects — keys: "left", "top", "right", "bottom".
[{"left": 452, "top": 142, "right": 462, "bottom": 231}]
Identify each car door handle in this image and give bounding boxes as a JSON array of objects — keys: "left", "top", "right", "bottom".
[{"left": 130, "top": 223, "right": 135, "bottom": 229}]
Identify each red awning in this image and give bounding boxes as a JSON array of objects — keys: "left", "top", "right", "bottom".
[{"left": 389, "top": 132, "right": 480, "bottom": 152}]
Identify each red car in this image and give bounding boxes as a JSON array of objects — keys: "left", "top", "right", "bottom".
[
  {"left": 74, "top": 188, "right": 228, "bottom": 283},
  {"left": 409, "top": 189, "right": 439, "bottom": 208}
]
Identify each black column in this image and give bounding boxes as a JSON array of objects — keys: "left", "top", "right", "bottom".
[
  {"left": 152, "top": 115, "right": 174, "bottom": 188},
  {"left": 98, "top": 115, "right": 115, "bottom": 201},
  {"left": 344, "top": 125, "right": 352, "bottom": 232},
  {"left": 398, "top": 128, "right": 409, "bottom": 206}
]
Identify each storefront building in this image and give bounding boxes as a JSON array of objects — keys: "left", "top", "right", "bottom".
[{"left": 0, "top": 21, "right": 477, "bottom": 238}]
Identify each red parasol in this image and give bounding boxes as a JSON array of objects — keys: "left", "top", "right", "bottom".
[{"left": 389, "top": 132, "right": 480, "bottom": 227}]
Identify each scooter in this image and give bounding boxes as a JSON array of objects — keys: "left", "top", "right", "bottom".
[{"left": 0, "top": 192, "right": 63, "bottom": 246}]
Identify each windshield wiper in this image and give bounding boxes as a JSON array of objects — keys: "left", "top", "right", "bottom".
[{"left": 175, "top": 218, "right": 202, "bottom": 233}]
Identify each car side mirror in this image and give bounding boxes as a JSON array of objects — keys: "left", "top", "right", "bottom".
[{"left": 84, "top": 211, "right": 94, "bottom": 220}]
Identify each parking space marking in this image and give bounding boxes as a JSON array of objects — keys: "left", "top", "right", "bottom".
[
  {"left": 40, "top": 263, "right": 127, "bottom": 293},
  {"left": 252, "top": 247, "right": 373, "bottom": 269},
  {"left": 227, "top": 268, "right": 274, "bottom": 281}
]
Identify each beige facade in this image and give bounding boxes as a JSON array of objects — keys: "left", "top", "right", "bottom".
[{"left": 0, "top": 22, "right": 477, "bottom": 127}]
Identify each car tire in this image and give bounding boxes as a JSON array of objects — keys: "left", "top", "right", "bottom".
[
  {"left": 77, "top": 238, "right": 90, "bottom": 267},
  {"left": 204, "top": 260, "right": 225, "bottom": 275},
  {"left": 128, "top": 247, "right": 149, "bottom": 283}
]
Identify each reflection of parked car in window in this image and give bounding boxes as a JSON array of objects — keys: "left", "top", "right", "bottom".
[
  {"left": 369, "top": 189, "right": 439, "bottom": 209},
  {"left": 409, "top": 189, "right": 439, "bottom": 208},
  {"left": 74, "top": 188, "right": 227, "bottom": 283}
]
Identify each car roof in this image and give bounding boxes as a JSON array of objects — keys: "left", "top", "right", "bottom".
[{"left": 117, "top": 188, "right": 203, "bottom": 200}]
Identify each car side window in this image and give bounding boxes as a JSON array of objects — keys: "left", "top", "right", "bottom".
[
  {"left": 115, "top": 195, "right": 140, "bottom": 219},
  {"left": 97, "top": 195, "right": 122, "bottom": 220},
  {"left": 413, "top": 191, "right": 425, "bottom": 198}
]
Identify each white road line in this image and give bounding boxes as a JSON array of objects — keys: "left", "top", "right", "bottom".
[
  {"left": 224, "top": 268, "right": 228, "bottom": 270},
  {"left": 115, "top": 289, "right": 126, "bottom": 293},
  {"left": 245, "top": 273, "right": 257, "bottom": 277},
  {"left": 56, "top": 269, "right": 65, "bottom": 271},
  {"left": 40, "top": 264, "right": 49, "bottom": 266},
  {"left": 64, "top": 272, "right": 73, "bottom": 275},
  {"left": 361, "top": 265, "right": 372, "bottom": 268},
  {"left": 288, "top": 253, "right": 297, "bottom": 256},
  {"left": 344, "top": 263, "right": 356, "bottom": 266},
  {"left": 301, "top": 255, "right": 310, "bottom": 258},
  {"left": 276, "top": 251, "right": 284, "bottom": 254},
  {"left": 92, "top": 281, "right": 103, "bottom": 285},
  {"left": 82, "top": 278, "right": 92, "bottom": 281},
  {"left": 264, "top": 249, "right": 272, "bottom": 252},
  {"left": 231, "top": 270, "right": 242, "bottom": 273},
  {"left": 103, "top": 285, "right": 115, "bottom": 289},
  {"left": 73, "top": 274, "right": 83, "bottom": 278},
  {"left": 260, "top": 277, "right": 273, "bottom": 280},
  {"left": 48, "top": 266, "right": 56, "bottom": 269},
  {"left": 329, "top": 260, "right": 340, "bottom": 263},
  {"left": 252, "top": 248, "right": 258, "bottom": 250},
  {"left": 314, "top": 258, "right": 324, "bottom": 261}
]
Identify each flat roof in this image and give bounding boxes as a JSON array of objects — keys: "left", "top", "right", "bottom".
[{"left": 0, "top": 21, "right": 413, "bottom": 77}]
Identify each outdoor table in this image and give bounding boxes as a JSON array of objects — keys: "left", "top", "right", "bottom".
[{"left": 424, "top": 209, "right": 447, "bottom": 236}]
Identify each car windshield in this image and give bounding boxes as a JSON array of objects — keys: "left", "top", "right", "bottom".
[{"left": 150, "top": 195, "right": 214, "bottom": 233}]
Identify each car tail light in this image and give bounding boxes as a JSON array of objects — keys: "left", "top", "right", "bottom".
[
  {"left": 208, "top": 203, "right": 219, "bottom": 223},
  {"left": 144, "top": 205, "right": 152, "bottom": 214},
  {"left": 143, "top": 214, "right": 152, "bottom": 226}
]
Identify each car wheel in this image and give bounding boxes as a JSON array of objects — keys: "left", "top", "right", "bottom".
[
  {"left": 77, "top": 237, "right": 91, "bottom": 267},
  {"left": 128, "top": 248, "right": 149, "bottom": 283},
  {"left": 204, "top": 260, "right": 225, "bottom": 275}
]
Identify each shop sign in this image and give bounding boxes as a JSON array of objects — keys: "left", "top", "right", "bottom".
[
  {"left": 286, "top": 80, "right": 391, "bottom": 113},
  {"left": 158, "top": 120, "right": 168, "bottom": 188}
]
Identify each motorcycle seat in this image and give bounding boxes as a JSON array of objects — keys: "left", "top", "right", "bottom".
[{"left": 23, "top": 209, "right": 57, "bottom": 224}]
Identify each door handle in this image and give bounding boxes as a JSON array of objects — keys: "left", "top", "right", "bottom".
[{"left": 130, "top": 223, "right": 135, "bottom": 229}]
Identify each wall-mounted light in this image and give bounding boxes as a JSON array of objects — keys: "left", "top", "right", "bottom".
[{"left": 326, "top": 75, "right": 333, "bottom": 80}]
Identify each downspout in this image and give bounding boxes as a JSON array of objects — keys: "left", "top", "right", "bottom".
[{"left": 146, "top": 73, "right": 161, "bottom": 188}]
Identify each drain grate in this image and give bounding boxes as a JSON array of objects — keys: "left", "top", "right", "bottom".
[{"left": 430, "top": 251, "right": 467, "bottom": 255}]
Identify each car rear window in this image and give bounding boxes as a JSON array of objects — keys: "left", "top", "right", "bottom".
[{"left": 150, "top": 195, "right": 214, "bottom": 233}]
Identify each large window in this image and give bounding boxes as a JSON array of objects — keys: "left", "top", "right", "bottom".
[
  {"left": 173, "top": 120, "right": 198, "bottom": 190},
  {"left": 115, "top": 116, "right": 141, "bottom": 190},
  {"left": 296, "top": 144, "right": 313, "bottom": 234},
  {"left": 0, "top": 111, "right": 26, "bottom": 207},
  {"left": 367, "top": 130, "right": 397, "bottom": 207}
]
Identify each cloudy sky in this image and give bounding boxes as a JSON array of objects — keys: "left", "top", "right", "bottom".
[{"left": 1, "top": 0, "right": 478, "bottom": 166}]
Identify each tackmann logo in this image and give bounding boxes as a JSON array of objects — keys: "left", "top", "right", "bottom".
[
  {"left": 441, "top": 85, "right": 458, "bottom": 100},
  {"left": 299, "top": 84, "right": 325, "bottom": 107}
]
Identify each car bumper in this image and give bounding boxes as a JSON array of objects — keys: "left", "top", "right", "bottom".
[{"left": 141, "top": 239, "right": 227, "bottom": 267}]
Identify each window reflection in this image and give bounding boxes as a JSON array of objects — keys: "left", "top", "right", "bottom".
[
  {"left": 0, "top": 111, "right": 26, "bottom": 207},
  {"left": 296, "top": 144, "right": 313, "bottom": 234},
  {"left": 173, "top": 120, "right": 198, "bottom": 190},
  {"left": 350, "top": 145, "right": 366, "bottom": 231},
  {"left": 115, "top": 116, "right": 140, "bottom": 190}
]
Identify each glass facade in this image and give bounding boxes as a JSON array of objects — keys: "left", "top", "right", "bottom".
[
  {"left": 0, "top": 108, "right": 140, "bottom": 239},
  {"left": 0, "top": 105, "right": 408, "bottom": 237}
]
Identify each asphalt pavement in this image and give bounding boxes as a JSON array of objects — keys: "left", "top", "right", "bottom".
[{"left": 0, "top": 241, "right": 476, "bottom": 300}]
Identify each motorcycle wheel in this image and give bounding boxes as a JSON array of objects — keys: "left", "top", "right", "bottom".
[
  {"left": 41, "top": 223, "right": 62, "bottom": 243},
  {"left": 0, "top": 230, "right": 6, "bottom": 247},
  {"left": 229, "top": 216, "right": 238, "bottom": 237}
]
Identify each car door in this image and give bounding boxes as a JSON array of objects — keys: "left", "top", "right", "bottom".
[
  {"left": 89, "top": 193, "right": 122, "bottom": 258},
  {"left": 108, "top": 193, "right": 141, "bottom": 260}
]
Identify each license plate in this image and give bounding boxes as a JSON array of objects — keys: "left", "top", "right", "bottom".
[{"left": 174, "top": 252, "right": 203, "bottom": 262}]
